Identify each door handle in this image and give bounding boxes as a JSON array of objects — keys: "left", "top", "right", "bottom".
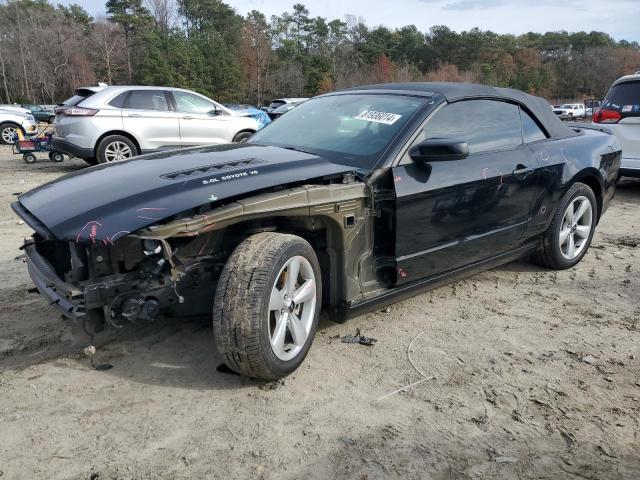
[
  {"left": 182, "top": 116, "right": 194, "bottom": 120},
  {"left": 512, "top": 165, "right": 534, "bottom": 176},
  {"left": 127, "top": 113, "right": 141, "bottom": 118}
]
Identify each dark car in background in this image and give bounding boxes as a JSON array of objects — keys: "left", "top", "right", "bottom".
[
  {"left": 13, "top": 82, "right": 620, "bottom": 380},
  {"left": 262, "top": 97, "right": 308, "bottom": 116},
  {"left": 21, "top": 104, "right": 55, "bottom": 124},
  {"left": 267, "top": 99, "right": 307, "bottom": 120}
]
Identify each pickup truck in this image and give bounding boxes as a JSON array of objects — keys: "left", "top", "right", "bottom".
[
  {"left": 553, "top": 103, "right": 586, "bottom": 118},
  {"left": 13, "top": 82, "right": 620, "bottom": 380}
]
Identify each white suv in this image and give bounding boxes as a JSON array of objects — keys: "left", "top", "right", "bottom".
[
  {"left": 0, "top": 108, "right": 38, "bottom": 145},
  {"left": 53, "top": 86, "right": 265, "bottom": 164},
  {"left": 594, "top": 74, "right": 640, "bottom": 177}
]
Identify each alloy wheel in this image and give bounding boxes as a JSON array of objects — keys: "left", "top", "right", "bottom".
[
  {"left": 559, "top": 195, "right": 593, "bottom": 260},
  {"left": 1, "top": 126, "right": 17, "bottom": 144},
  {"left": 268, "top": 255, "right": 317, "bottom": 361},
  {"left": 104, "top": 141, "right": 133, "bottom": 162}
]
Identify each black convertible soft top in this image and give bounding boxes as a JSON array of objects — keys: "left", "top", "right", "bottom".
[{"left": 343, "top": 82, "right": 578, "bottom": 140}]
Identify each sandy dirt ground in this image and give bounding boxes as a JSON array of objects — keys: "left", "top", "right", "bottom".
[{"left": 0, "top": 144, "right": 638, "bottom": 480}]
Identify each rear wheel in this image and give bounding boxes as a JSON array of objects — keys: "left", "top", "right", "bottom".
[
  {"left": 96, "top": 135, "right": 138, "bottom": 164},
  {"left": 23, "top": 153, "right": 37, "bottom": 164},
  {"left": 533, "top": 182, "right": 597, "bottom": 269},
  {"left": 232, "top": 130, "right": 254, "bottom": 143},
  {"left": 49, "top": 151, "right": 64, "bottom": 162},
  {"left": 213, "top": 232, "right": 321, "bottom": 380},
  {"left": 0, "top": 123, "right": 21, "bottom": 145}
]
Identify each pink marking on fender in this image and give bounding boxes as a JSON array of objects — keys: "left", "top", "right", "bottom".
[
  {"left": 398, "top": 268, "right": 407, "bottom": 278},
  {"left": 76, "top": 220, "right": 103, "bottom": 243}
]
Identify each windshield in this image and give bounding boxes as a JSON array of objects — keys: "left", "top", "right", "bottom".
[{"left": 249, "top": 94, "right": 426, "bottom": 169}]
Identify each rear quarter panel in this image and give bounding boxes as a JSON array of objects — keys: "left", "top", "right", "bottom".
[{"left": 525, "top": 127, "right": 620, "bottom": 238}]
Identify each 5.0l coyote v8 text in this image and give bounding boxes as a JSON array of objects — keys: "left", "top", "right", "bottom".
[{"left": 13, "top": 83, "right": 620, "bottom": 379}]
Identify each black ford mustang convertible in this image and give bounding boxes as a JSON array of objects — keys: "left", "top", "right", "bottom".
[{"left": 13, "top": 83, "right": 620, "bottom": 379}]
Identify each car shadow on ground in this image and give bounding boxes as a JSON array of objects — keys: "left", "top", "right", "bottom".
[
  {"left": 616, "top": 176, "right": 640, "bottom": 197},
  {"left": 33, "top": 311, "right": 344, "bottom": 392}
]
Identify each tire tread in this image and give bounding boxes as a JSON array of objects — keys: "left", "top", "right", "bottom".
[{"left": 213, "top": 232, "right": 319, "bottom": 380}]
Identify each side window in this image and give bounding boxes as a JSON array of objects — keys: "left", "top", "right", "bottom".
[
  {"left": 172, "top": 91, "right": 217, "bottom": 115},
  {"left": 124, "top": 90, "right": 169, "bottom": 111},
  {"left": 520, "top": 108, "right": 547, "bottom": 143},
  {"left": 424, "top": 100, "right": 523, "bottom": 154},
  {"left": 108, "top": 92, "right": 129, "bottom": 108}
]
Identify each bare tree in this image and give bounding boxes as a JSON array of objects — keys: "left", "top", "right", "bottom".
[
  {"left": 90, "top": 18, "right": 126, "bottom": 84},
  {"left": 146, "top": 0, "right": 176, "bottom": 32}
]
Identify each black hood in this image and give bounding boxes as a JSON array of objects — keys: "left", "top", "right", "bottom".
[{"left": 16, "top": 144, "right": 356, "bottom": 243}]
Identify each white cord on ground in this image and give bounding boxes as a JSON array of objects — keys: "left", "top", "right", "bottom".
[{"left": 376, "top": 331, "right": 437, "bottom": 401}]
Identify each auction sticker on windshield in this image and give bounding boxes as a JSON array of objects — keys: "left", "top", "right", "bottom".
[{"left": 355, "top": 110, "right": 402, "bottom": 125}]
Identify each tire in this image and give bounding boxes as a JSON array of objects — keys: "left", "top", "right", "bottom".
[
  {"left": 23, "top": 153, "right": 37, "bottom": 164},
  {"left": 232, "top": 131, "right": 254, "bottom": 143},
  {"left": 213, "top": 232, "right": 322, "bottom": 380},
  {"left": 48, "top": 116, "right": 55, "bottom": 124},
  {"left": 533, "top": 182, "right": 597, "bottom": 269},
  {"left": 49, "top": 151, "right": 64, "bottom": 162},
  {"left": 0, "top": 123, "right": 21, "bottom": 145},
  {"left": 96, "top": 135, "right": 138, "bottom": 164}
]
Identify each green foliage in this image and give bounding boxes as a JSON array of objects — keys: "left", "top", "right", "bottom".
[{"left": 0, "top": 0, "right": 638, "bottom": 105}]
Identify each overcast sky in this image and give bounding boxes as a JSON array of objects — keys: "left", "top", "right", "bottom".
[{"left": 68, "top": 0, "right": 640, "bottom": 42}]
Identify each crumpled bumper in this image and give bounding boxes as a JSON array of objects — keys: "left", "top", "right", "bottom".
[{"left": 23, "top": 241, "right": 86, "bottom": 320}]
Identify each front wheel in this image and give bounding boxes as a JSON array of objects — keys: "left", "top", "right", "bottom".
[
  {"left": 0, "top": 123, "right": 21, "bottom": 145},
  {"left": 213, "top": 232, "right": 322, "bottom": 380},
  {"left": 232, "top": 131, "right": 254, "bottom": 143},
  {"left": 533, "top": 182, "right": 597, "bottom": 269}
]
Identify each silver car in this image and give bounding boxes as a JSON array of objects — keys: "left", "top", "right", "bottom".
[
  {"left": 594, "top": 73, "right": 640, "bottom": 177},
  {"left": 0, "top": 108, "right": 39, "bottom": 144},
  {"left": 53, "top": 86, "right": 264, "bottom": 164}
]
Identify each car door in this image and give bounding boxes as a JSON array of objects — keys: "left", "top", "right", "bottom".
[
  {"left": 170, "top": 90, "right": 233, "bottom": 146},
  {"left": 121, "top": 90, "right": 181, "bottom": 152},
  {"left": 392, "top": 99, "right": 540, "bottom": 284}
]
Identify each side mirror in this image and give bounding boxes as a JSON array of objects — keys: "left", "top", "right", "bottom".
[
  {"left": 409, "top": 138, "right": 469, "bottom": 163},
  {"left": 209, "top": 107, "right": 221, "bottom": 116}
]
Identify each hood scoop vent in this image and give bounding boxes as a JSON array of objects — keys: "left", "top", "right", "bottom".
[{"left": 161, "top": 158, "right": 266, "bottom": 180}]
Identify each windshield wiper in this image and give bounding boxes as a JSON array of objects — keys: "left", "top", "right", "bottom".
[{"left": 281, "top": 146, "right": 315, "bottom": 155}]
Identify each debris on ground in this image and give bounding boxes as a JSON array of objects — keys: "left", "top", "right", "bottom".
[
  {"left": 546, "top": 383, "right": 566, "bottom": 396},
  {"left": 597, "top": 444, "right": 618, "bottom": 458},
  {"left": 582, "top": 354, "right": 598, "bottom": 365},
  {"left": 258, "top": 379, "right": 286, "bottom": 391},
  {"left": 339, "top": 436, "right": 356, "bottom": 445},
  {"left": 341, "top": 328, "right": 377, "bottom": 346},
  {"left": 493, "top": 456, "right": 519, "bottom": 464}
]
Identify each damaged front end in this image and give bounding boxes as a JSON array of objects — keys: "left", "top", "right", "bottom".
[
  {"left": 20, "top": 228, "right": 220, "bottom": 329},
  {"left": 14, "top": 179, "right": 372, "bottom": 332}
]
